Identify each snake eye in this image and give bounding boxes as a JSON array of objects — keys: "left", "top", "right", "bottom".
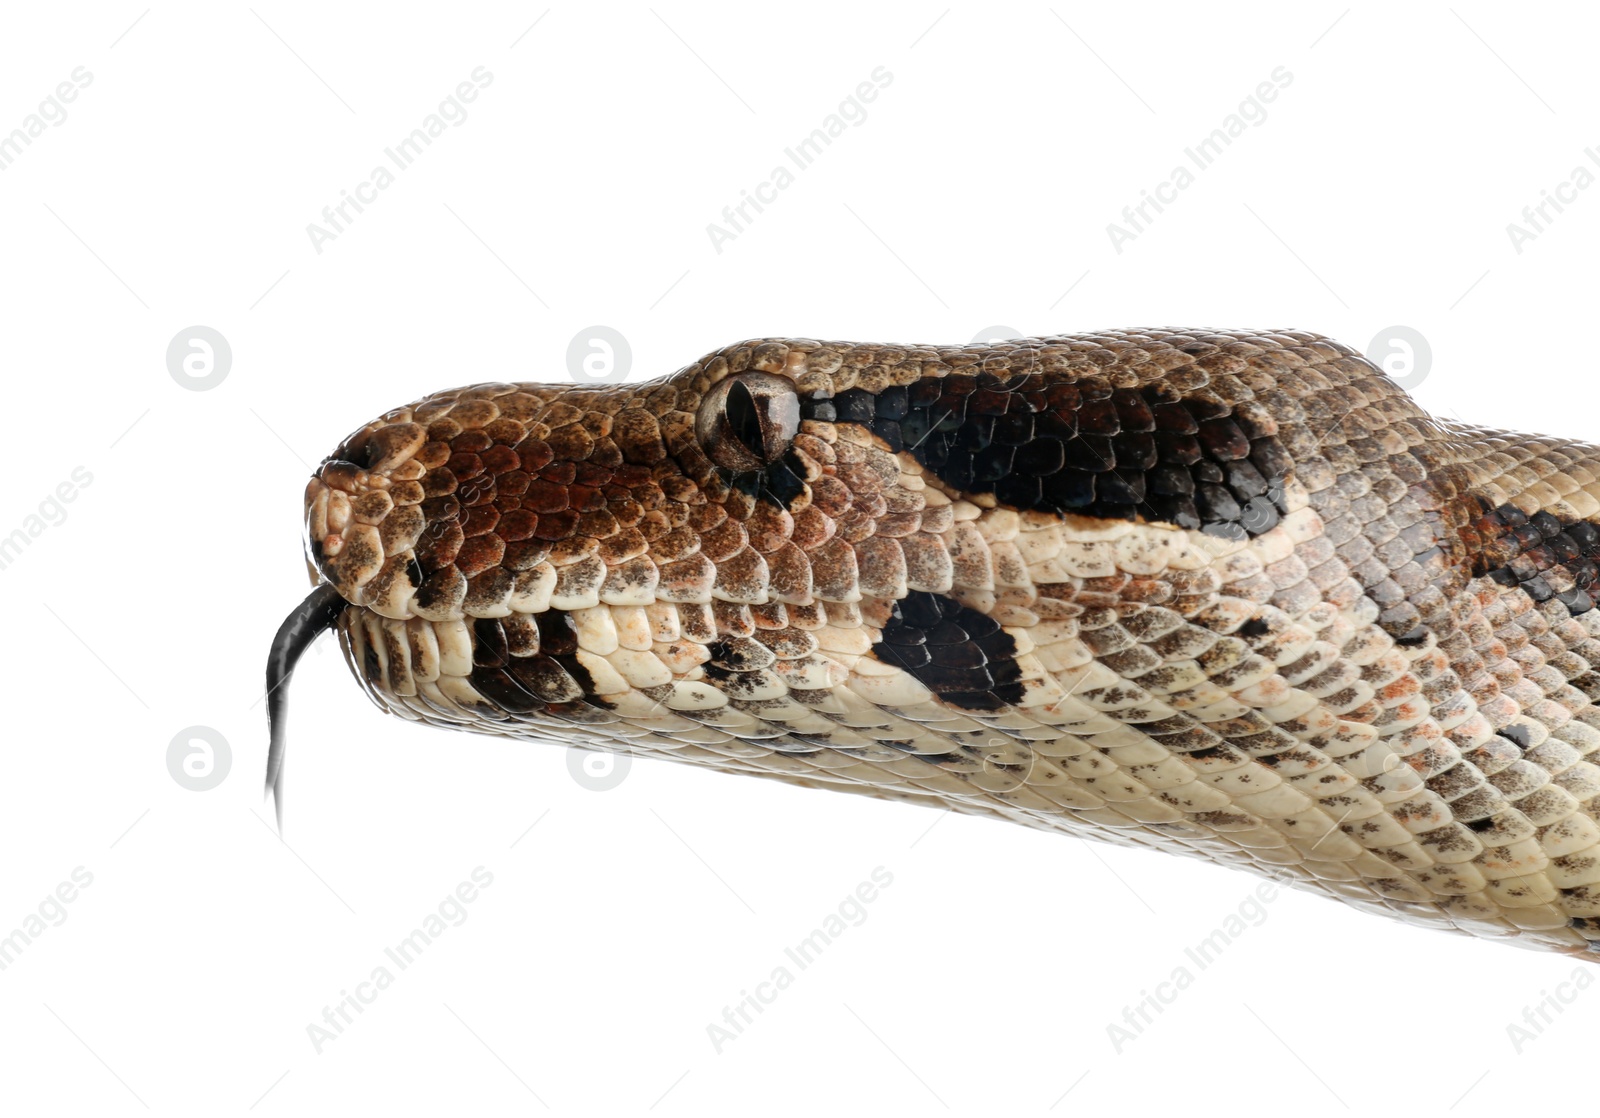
[{"left": 696, "top": 373, "right": 800, "bottom": 472}]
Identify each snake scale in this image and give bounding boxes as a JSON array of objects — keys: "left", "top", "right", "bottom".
[{"left": 268, "top": 329, "right": 1600, "bottom": 958}]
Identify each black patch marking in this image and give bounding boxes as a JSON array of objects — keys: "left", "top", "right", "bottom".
[
  {"left": 1496, "top": 724, "right": 1533, "bottom": 751},
  {"left": 721, "top": 448, "right": 809, "bottom": 510},
  {"left": 472, "top": 616, "right": 509, "bottom": 667},
  {"left": 704, "top": 638, "right": 770, "bottom": 671},
  {"left": 469, "top": 610, "right": 612, "bottom": 712},
  {"left": 1475, "top": 502, "right": 1600, "bottom": 617},
  {"left": 360, "top": 635, "right": 383, "bottom": 684},
  {"left": 534, "top": 609, "right": 579, "bottom": 656},
  {"left": 807, "top": 374, "right": 1292, "bottom": 536},
  {"left": 871, "top": 590, "right": 1024, "bottom": 711}
]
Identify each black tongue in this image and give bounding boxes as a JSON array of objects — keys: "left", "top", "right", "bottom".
[{"left": 264, "top": 583, "right": 345, "bottom": 829}]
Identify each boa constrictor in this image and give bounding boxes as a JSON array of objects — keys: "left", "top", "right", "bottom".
[{"left": 267, "top": 329, "right": 1600, "bottom": 958}]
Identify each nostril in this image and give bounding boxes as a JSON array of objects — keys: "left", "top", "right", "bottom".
[
  {"left": 332, "top": 426, "right": 377, "bottom": 469},
  {"left": 330, "top": 421, "right": 427, "bottom": 474}
]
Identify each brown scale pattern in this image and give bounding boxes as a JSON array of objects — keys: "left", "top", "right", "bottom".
[{"left": 296, "top": 330, "right": 1600, "bottom": 956}]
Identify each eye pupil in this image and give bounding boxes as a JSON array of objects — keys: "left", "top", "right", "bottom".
[{"left": 725, "top": 379, "right": 766, "bottom": 459}]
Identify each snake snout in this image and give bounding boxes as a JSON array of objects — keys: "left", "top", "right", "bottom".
[
  {"left": 296, "top": 385, "right": 649, "bottom": 719},
  {"left": 304, "top": 382, "right": 666, "bottom": 632}
]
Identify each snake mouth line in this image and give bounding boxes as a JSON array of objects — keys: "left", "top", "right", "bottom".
[{"left": 265, "top": 582, "right": 347, "bottom": 827}]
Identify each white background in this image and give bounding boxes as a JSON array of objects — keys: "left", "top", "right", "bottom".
[{"left": 1, "top": 2, "right": 1596, "bottom": 1115}]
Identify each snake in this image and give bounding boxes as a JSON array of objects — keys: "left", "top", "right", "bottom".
[{"left": 267, "top": 328, "right": 1600, "bottom": 958}]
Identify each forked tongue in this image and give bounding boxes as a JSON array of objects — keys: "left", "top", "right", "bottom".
[{"left": 265, "top": 584, "right": 345, "bottom": 829}]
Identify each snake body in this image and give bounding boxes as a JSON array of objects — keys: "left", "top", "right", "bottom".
[{"left": 270, "top": 329, "right": 1600, "bottom": 957}]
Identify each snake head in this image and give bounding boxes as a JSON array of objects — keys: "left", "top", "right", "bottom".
[{"left": 278, "top": 340, "right": 1008, "bottom": 798}]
